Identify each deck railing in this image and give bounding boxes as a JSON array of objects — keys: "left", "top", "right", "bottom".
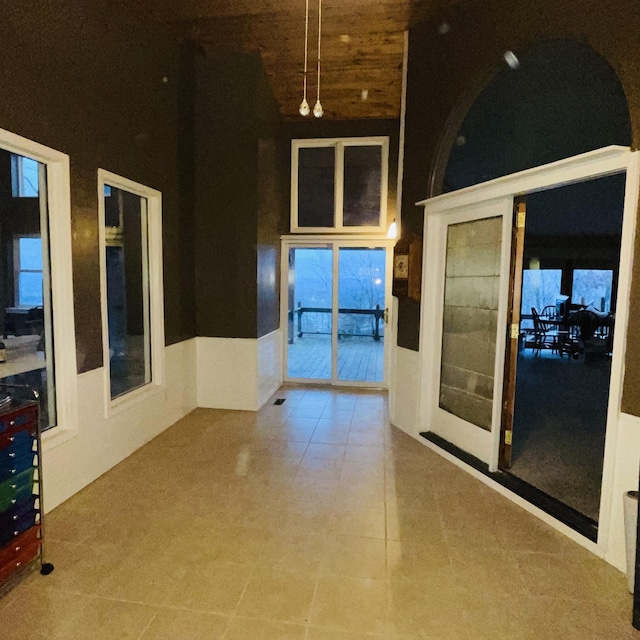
[{"left": 289, "top": 303, "right": 385, "bottom": 342}]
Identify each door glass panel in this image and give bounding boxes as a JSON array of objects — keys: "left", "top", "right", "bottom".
[
  {"left": 104, "top": 186, "right": 151, "bottom": 399},
  {"left": 287, "top": 247, "right": 332, "bottom": 379},
  {"left": 297, "top": 147, "right": 335, "bottom": 228},
  {"left": 343, "top": 146, "right": 382, "bottom": 226},
  {"left": 337, "top": 248, "right": 385, "bottom": 382},
  {"left": 0, "top": 151, "right": 56, "bottom": 429},
  {"left": 439, "top": 217, "right": 502, "bottom": 430}
]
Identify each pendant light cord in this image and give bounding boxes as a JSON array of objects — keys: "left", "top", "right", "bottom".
[
  {"left": 303, "top": 0, "right": 309, "bottom": 101},
  {"left": 316, "top": 0, "right": 322, "bottom": 103}
]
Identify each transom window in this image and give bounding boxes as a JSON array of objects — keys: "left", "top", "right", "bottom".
[{"left": 291, "top": 137, "right": 389, "bottom": 233}]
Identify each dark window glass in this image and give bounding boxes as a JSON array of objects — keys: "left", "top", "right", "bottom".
[
  {"left": 343, "top": 146, "right": 382, "bottom": 226},
  {"left": 297, "top": 147, "right": 335, "bottom": 227}
]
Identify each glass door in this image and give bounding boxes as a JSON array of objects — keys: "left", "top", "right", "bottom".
[
  {"left": 286, "top": 246, "right": 333, "bottom": 380},
  {"left": 337, "top": 247, "right": 386, "bottom": 383},
  {"left": 285, "top": 242, "right": 389, "bottom": 386}
]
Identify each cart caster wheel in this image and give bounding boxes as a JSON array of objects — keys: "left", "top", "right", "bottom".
[{"left": 40, "top": 563, "right": 54, "bottom": 575}]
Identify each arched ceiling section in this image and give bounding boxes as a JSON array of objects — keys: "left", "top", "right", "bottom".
[{"left": 443, "top": 40, "right": 632, "bottom": 192}]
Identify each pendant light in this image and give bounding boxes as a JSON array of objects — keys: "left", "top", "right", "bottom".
[
  {"left": 313, "top": 0, "right": 323, "bottom": 117},
  {"left": 299, "top": 0, "right": 310, "bottom": 116}
]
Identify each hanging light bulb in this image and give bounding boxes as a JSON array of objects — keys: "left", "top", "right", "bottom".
[
  {"left": 314, "top": 0, "right": 323, "bottom": 118},
  {"left": 299, "top": 0, "right": 310, "bottom": 116}
]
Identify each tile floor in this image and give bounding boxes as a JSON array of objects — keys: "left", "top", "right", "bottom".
[{"left": 0, "top": 386, "right": 637, "bottom": 639}]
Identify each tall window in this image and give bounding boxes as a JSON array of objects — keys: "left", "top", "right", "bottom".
[
  {"left": 291, "top": 137, "right": 389, "bottom": 232},
  {"left": 1, "top": 150, "right": 57, "bottom": 429},
  {"left": 99, "top": 172, "right": 163, "bottom": 403}
]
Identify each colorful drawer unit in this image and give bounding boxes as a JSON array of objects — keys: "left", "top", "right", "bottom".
[{"left": 0, "top": 401, "right": 47, "bottom": 586}]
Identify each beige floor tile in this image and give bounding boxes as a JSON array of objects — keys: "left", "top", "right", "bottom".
[
  {"left": 333, "top": 506, "right": 386, "bottom": 538},
  {"left": 236, "top": 566, "right": 316, "bottom": 623},
  {"left": 307, "top": 629, "right": 386, "bottom": 640},
  {"left": 224, "top": 616, "right": 307, "bottom": 639},
  {"left": 340, "top": 459, "right": 385, "bottom": 483},
  {"left": 304, "top": 443, "right": 347, "bottom": 461},
  {"left": 312, "top": 576, "right": 388, "bottom": 635},
  {"left": 344, "top": 444, "right": 386, "bottom": 462},
  {"left": 335, "top": 479, "right": 386, "bottom": 508},
  {"left": 140, "top": 609, "right": 229, "bottom": 639},
  {"left": 257, "top": 531, "right": 328, "bottom": 574},
  {"left": 296, "top": 456, "right": 343, "bottom": 480},
  {"left": 165, "top": 562, "right": 253, "bottom": 613},
  {"left": 387, "top": 539, "right": 453, "bottom": 583},
  {"left": 0, "top": 386, "right": 633, "bottom": 640},
  {"left": 388, "top": 579, "right": 467, "bottom": 639},
  {"left": 321, "top": 535, "right": 387, "bottom": 579},
  {"left": 517, "top": 552, "right": 609, "bottom": 602},
  {"left": 55, "top": 596, "right": 158, "bottom": 640},
  {"left": 277, "top": 477, "right": 339, "bottom": 504},
  {"left": 312, "top": 423, "right": 351, "bottom": 444},
  {"left": 0, "top": 584, "right": 85, "bottom": 640},
  {"left": 449, "top": 546, "right": 527, "bottom": 595},
  {"left": 92, "top": 549, "right": 189, "bottom": 605},
  {"left": 289, "top": 406, "right": 326, "bottom": 419}
]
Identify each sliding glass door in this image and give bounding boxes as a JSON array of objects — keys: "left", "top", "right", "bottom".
[{"left": 285, "top": 242, "right": 389, "bottom": 386}]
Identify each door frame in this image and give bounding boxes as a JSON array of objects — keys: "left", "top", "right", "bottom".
[
  {"left": 417, "top": 145, "right": 639, "bottom": 547},
  {"left": 280, "top": 234, "right": 395, "bottom": 388}
]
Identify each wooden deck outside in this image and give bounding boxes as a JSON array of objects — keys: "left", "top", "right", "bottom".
[{"left": 287, "top": 335, "right": 384, "bottom": 383}]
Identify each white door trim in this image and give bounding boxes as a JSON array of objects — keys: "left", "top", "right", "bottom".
[{"left": 418, "top": 145, "right": 639, "bottom": 551}]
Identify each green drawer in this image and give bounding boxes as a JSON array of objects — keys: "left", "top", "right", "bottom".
[{"left": 0, "top": 468, "right": 35, "bottom": 512}]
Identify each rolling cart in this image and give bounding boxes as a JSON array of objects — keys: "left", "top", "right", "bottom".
[{"left": 0, "top": 382, "right": 53, "bottom": 592}]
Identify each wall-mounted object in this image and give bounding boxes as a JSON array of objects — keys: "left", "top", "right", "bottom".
[{"left": 392, "top": 233, "right": 422, "bottom": 301}]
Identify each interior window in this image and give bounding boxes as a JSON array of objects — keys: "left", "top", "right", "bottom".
[
  {"left": 520, "top": 268, "right": 562, "bottom": 327},
  {"left": 572, "top": 269, "right": 613, "bottom": 312},
  {"left": 11, "top": 154, "right": 39, "bottom": 197},
  {"left": 103, "top": 184, "right": 152, "bottom": 400},
  {"left": 292, "top": 138, "right": 388, "bottom": 232},
  {"left": 1, "top": 151, "right": 56, "bottom": 429},
  {"left": 14, "top": 237, "right": 43, "bottom": 307}
]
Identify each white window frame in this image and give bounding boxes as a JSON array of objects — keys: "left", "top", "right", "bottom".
[
  {"left": 291, "top": 137, "right": 389, "bottom": 233},
  {"left": 97, "top": 169, "right": 165, "bottom": 416},
  {"left": 0, "top": 127, "right": 78, "bottom": 445}
]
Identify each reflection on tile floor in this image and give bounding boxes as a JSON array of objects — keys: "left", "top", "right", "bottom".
[{"left": 0, "top": 386, "right": 636, "bottom": 639}]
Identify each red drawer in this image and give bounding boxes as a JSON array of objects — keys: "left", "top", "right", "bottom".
[
  {"left": 0, "top": 406, "right": 37, "bottom": 440},
  {"left": 0, "top": 525, "right": 40, "bottom": 567},
  {"left": 0, "top": 540, "right": 40, "bottom": 583}
]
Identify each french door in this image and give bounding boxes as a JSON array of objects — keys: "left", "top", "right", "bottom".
[{"left": 282, "top": 239, "right": 392, "bottom": 387}]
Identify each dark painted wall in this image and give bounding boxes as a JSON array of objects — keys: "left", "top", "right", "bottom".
[
  {"left": 400, "top": 0, "right": 640, "bottom": 415},
  {"left": 194, "top": 52, "right": 284, "bottom": 340},
  {"left": 0, "top": 0, "right": 196, "bottom": 372}
]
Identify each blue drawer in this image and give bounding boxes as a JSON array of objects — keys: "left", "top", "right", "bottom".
[
  {"left": 0, "top": 450, "right": 35, "bottom": 483},
  {"left": 0, "top": 509, "right": 38, "bottom": 546},
  {"left": 0, "top": 429, "right": 33, "bottom": 454}
]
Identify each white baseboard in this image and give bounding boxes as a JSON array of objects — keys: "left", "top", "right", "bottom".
[{"left": 196, "top": 331, "right": 283, "bottom": 411}]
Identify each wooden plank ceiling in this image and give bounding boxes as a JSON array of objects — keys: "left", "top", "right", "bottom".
[{"left": 114, "top": 0, "right": 458, "bottom": 120}]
